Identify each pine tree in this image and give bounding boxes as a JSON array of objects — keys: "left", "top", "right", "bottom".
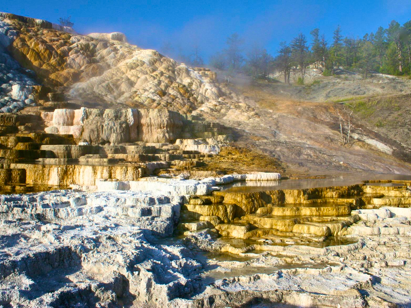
[
  {"left": 275, "top": 42, "right": 292, "bottom": 84},
  {"left": 387, "top": 20, "right": 406, "bottom": 73},
  {"left": 402, "top": 21, "right": 411, "bottom": 73},
  {"left": 320, "top": 35, "right": 329, "bottom": 69},
  {"left": 330, "top": 25, "right": 344, "bottom": 73},
  {"left": 245, "top": 46, "right": 273, "bottom": 78},
  {"left": 310, "top": 28, "right": 322, "bottom": 67},
  {"left": 343, "top": 37, "right": 359, "bottom": 68},
  {"left": 373, "top": 27, "right": 387, "bottom": 69},
  {"left": 225, "top": 33, "right": 244, "bottom": 72},
  {"left": 359, "top": 41, "right": 376, "bottom": 78},
  {"left": 291, "top": 33, "right": 309, "bottom": 82}
]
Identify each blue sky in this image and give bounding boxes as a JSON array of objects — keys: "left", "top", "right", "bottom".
[{"left": 3, "top": 0, "right": 411, "bottom": 61}]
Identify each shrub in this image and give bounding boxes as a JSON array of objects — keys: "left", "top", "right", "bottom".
[
  {"left": 58, "top": 16, "right": 74, "bottom": 28},
  {"left": 375, "top": 120, "right": 385, "bottom": 127},
  {"left": 323, "top": 69, "right": 332, "bottom": 76}
]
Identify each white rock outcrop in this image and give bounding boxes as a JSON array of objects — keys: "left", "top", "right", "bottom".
[
  {"left": 95, "top": 172, "right": 283, "bottom": 196},
  {"left": 88, "top": 32, "right": 127, "bottom": 43},
  {"left": 245, "top": 172, "right": 282, "bottom": 181},
  {"left": 97, "top": 178, "right": 212, "bottom": 197},
  {"left": 0, "top": 18, "right": 37, "bottom": 113},
  {"left": 175, "top": 138, "right": 221, "bottom": 154},
  {"left": 41, "top": 107, "right": 184, "bottom": 144}
]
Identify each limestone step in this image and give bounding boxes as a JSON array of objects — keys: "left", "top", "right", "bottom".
[
  {"left": 242, "top": 214, "right": 299, "bottom": 232},
  {"left": 302, "top": 197, "right": 359, "bottom": 206},
  {"left": 188, "top": 195, "right": 224, "bottom": 205},
  {"left": 363, "top": 185, "right": 411, "bottom": 197},
  {"left": 184, "top": 203, "right": 239, "bottom": 222},
  {"left": 244, "top": 227, "right": 295, "bottom": 239},
  {"left": 170, "top": 160, "right": 201, "bottom": 168},
  {"left": 0, "top": 149, "right": 46, "bottom": 160},
  {"left": 242, "top": 214, "right": 355, "bottom": 234},
  {"left": 215, "top": 223, "right": 253, "bottom": 238},
  {"left": 178, "top": 221, "right": 213, "bottom": 232},
  {"left": 250, "top": 233, "right": 328, "bottom": 246},
  {"left": 257, "top": 204, "right": 352, "bottom": 217},
  {"left": 294, "top": 220, "right": 352, "bottom": 237},
  {"left": 370, "top": 196, "right": 411, "bottom": 207}
]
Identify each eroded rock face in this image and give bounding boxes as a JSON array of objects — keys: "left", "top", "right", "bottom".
[
  {"left": 175, "top": 138, "right": 221, "bottom": 154},
  {"left": 12, "top": 163, "right": 145, "bottom": 187},
  {"left": 0, "top": 19, "right": 37, "bottom": 113},
  {"left": 81, "top": 108, "right": 138, "bottom": 144},
  {"left": 137, "top": 108, "right": 184, "bottom": 143},
  {"left": 41, "top": 107, "right": 184, "bottom": 144},
  {"left": 1, "top": 13, "right": 223, "bottom": 115}
]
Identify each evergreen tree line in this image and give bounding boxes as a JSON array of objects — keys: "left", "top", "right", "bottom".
[{"left": 166, "top": 20, "right": 411, "bottom": 83}]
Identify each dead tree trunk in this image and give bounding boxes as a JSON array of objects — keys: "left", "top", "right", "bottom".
[{"left": 337, "top": 107, "right": 354, "bottom": 145}]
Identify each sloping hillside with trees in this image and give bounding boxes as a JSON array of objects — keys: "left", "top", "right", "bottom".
[{"left": 162, "top": 20, "right": 411, "bottom": 85}]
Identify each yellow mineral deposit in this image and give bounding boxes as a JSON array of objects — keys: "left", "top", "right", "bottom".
[{"left": 181, "top": 183, "right": 411, "bottom": 247}]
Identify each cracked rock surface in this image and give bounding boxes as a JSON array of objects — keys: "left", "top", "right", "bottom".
[{"left": 0, "top": 183, "right": 410, "bottom": 307}]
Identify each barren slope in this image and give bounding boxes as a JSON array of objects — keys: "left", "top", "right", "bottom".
[{"left": 202, "top": 80, "right": 411, "bottom": 176}]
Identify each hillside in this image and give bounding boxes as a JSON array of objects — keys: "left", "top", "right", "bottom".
[
  {"left": 2, "top": 11, "right": 411, "bottom": 308},
  {"left": 346, "top": 93, "right": 411, "bottom": 149},
  {"left": 0, "top": 12, "right": 410, "bottom": 177},
  {"left": 269, "top": 67, "right": 411, "bottom": 102},
  {"left": 208, "top": 79, "right": 411, "bottom": 175}
]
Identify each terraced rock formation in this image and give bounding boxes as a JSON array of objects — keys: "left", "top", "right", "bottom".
[
  {"left": 0, "top": 133, "right": 230, "bottom": 194},
  {"left": 0, "top": 13, "right": 285, "bottom": 190},
  {"left": 0, "top": 12, "right": 226, "bottom": 114},
  {"left": 0, "top": 179, "right": 411, "bottom": 306},
  {"left": 1, "top": 11, "right": 411, "bottom": 307},
  {"left": 181, "top": 181, "right": 411, "bottom": 248}
]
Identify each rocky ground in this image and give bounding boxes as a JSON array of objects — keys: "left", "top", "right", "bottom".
[
  {"left": 345, "top": 93, "right": 411, "bottom": 150},
  {"left": 0, "top": 178, "right": 411, "bottom": 307},
  {"left": 270, "top": 67, "right": 411, "bottom": 102}
]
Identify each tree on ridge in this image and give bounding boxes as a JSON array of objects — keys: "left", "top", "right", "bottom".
[{"left": 291, "top": 33, "right": 309, "bottom": 82}]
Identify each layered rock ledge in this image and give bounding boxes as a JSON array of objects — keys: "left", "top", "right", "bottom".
[{"left": 0, "top": 179, "right": 410, "bottom": 307}]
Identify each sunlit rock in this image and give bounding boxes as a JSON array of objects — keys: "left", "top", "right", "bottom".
[
  {"left": 175, "top": 138, "right": 221, "bottom": 154},
  {"left": 88, "top": 32, "right": 127, "bottom": 43},
  {"left": 245, "top": 172, "right": 281, "bottom": 181},
  {"left": 41, "top": 107, "right": 184, "bottom": 144}
]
